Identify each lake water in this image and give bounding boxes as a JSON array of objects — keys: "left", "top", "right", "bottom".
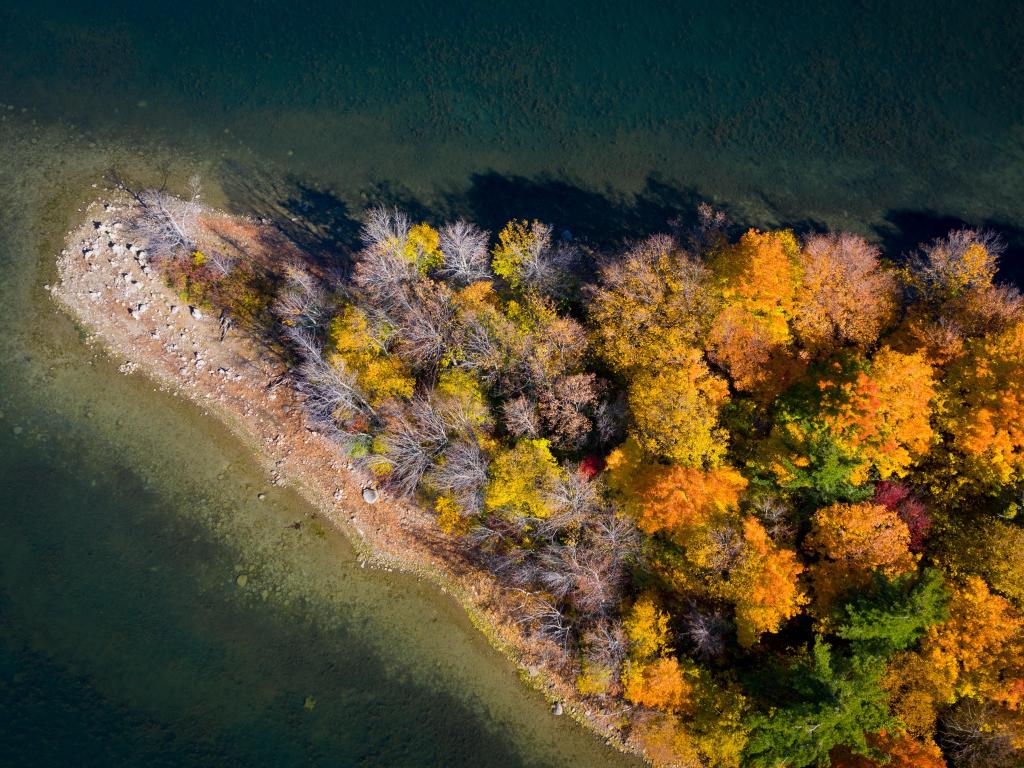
[{"left": 1, "top": 2, "right": 1022, "bottom": 766}]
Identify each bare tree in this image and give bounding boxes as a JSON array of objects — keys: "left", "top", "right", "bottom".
[
  {"left": 538, "top": 373, "right": 602, "bottom": 450},
  {"left": 205, "top": 250, "right": 238, "bottom": 277},
  {"left": 503, "top": 396, "right": 541, "bottom": 439},
  {"left": 286, "top": 326, "right": 373, "bottom": 437},
  {"left": 380, "top": 397, "right": 450, "bottom": 497},
  {"left": 361, "top": 206, "right": 410, "bottom": 250},
  {"left": 706, "top": 525, "right": 744, "bottom": 575},
  {"left": 426, "top": 436, "right": 490, "bottom": 515},
  {"left": 273, "top": 267, "right": 331, "bottom": 333},
  {"left": 392, "top": 286, "right": 458, "bottom": 371},
  {"left": 353, "top": 244, "right": 418, "bottom": 316},
  {"left": 940, "top": 698, "right": 1022, "bottom": 768},
  {"left": 750, "top": 494, "right": 796, "bottom": 545},
  {"left": 514, "top": 591, "right": 573, "bottom": 648},
  {"left": 540, "top": 468, "right": 603, "bottom": 534},
  {"left": 516, "top": 222, "right": 579, "bottom": 296},
  {"left": 589, "top": 510, "right": 640, "bottom": 566},
  {"left": 593, "top": 392, "right": 628, "bottom": 448},
  {"left": 681, "top": 601, "right": 731, "bottom": 661},
  {"left": 438, "top": 220, "right": 491, "bottom": 284},
  {"left": 123, "top": 175, "right": 203, "bottom": 262},
  {"left": 581, "top": 620, "right": 627, "bottom": 681}
]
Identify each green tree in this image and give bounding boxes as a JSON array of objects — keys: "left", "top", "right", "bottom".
[
  {"left": 744, "top": 638, "right": 895, "bottom": 768},
  {"left": 835, "top": 569, "right": 950, "bottom": 653}
]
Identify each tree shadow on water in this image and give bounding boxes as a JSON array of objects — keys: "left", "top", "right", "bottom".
[
  {"left": 216, "top": 161, "right": 1024, "bottom": 292},
  {"left": 218, "top": 160, "right": 363, "bottom": 276},
  {"left": 445, "top": 172, "right": 710, "bottom": 249}
]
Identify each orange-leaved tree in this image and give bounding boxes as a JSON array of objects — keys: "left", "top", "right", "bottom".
[
  {"left": 793, "top": 233, "right": 898, "bottom": 356},
  {"left": 943, "top": 320, "right": 1024, "bottom": 492},
  {"left": 804, "top": 501, "right": 917, "bottom": 618},
  {"left": 706, "top": 229, "right": 803, "bottom": 397},
  {"left": 621, "top": 596, "right": 696, "bottom": 713},
  {"left": 606, "top": 437, "right": 747, "bottom": 540},
  {"left": 768, "top": 347, "right": 937, "bottom": 492},
  {"left": 829, "top": 731, "right": 945, "bottom": 768},
  {"left": 726, "top": 517, "right": 808, "bottom": 647}
]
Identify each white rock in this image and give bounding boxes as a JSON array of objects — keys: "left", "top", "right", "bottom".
[
  {"left": 190, "top": 306, "right": 202, "bottom": 319},
  {"left": 361, "top": 487, "right": 379, "bottom": 504}
]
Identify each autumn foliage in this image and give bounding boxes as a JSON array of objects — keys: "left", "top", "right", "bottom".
[{"left": 150, "top": 188, "right": 1024, "bottom": 768}]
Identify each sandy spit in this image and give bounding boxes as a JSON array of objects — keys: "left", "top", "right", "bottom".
[{"left": 52, "top": 193, "right": 644, "bottom": 764}]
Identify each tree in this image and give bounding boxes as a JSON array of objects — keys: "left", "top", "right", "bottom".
[
  {"left": 125, "top": 175, "right": 203, "bottom": 262},
  {"left": 438, "top": 220, "right": 491, "bottom": 284},
  {"left": 537, "top": 373, "right": 602, "bottom": 450},
  {"left": 727, "top": 517, "right": 807, "bottom": 647},
  {"left": 943, "top": 320, "right": 1024, "bottom": 491},
  {"left": 768, "top": 348, "right": 937, "bottom": 492},
  {"left": 939, "top": 698, "right": 1024, "bottom": 768},
  {"left": 793, "top": 233, "right": 898, "bottom": 356},
  {"left": 872, "top": 481, "right": 933, "bottom": 553},
  {"left": 908, "top": 229, "right": 1003, "bottom": 301},
  {"left": 620, "top": 596, "right": 697, "bottom": 713},
  {"left": 936, "top": 519, "right": 1024, "bottom": 608},
  {"left": 490, "top": 219, "right": 575, "bottom": 295},
  {"left": 743, "top": 638, "right": 896, "bottom": 768},
  {"left": 622, "top": 656, "right": 695, "bottom": 713},
  {"left": 483, "top": 438, "right": 564, "bottom": 518},
  {"left": 631, "top": 676, "right": 750, "bottom": 768},
  {"left": 326, "top": 305, "right": 415, "bottom": 406},
  {"left": 804, "top": 502, "right": 917, "bottom": 617},
  {"left": 706, "top": 228, "right": 804, "bottom": 398},
  {"left": 709, "top": 228, "right": 803, "bottom": 334},
  {"left": 829, "top": 731, "right": 946, "bottom": 768},
  {"left": 883, "top": 577, "right": 1024, "bottom": 740},
  {"left": 835, "top": 569, "right": 950, "bottom": 653},
  {"left": 627, "top": 347, "right": 729, "bottom": 466},
  {"left": 623, "top": 595, "right": 673, "bottom": 661},
  {"left": 590, "top": 235, "right": 717, "bottom": 374},
  {"left": 605, "top": 437, "right": 747, "bottom": 539},
  {"left": 918, "top": 576, "right": 1023, "bottom": 704},
  {"left": 707, "top": 302, "right": 806, "bottom": 398}
]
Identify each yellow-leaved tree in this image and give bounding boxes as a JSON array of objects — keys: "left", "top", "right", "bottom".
[
  {"left": 627, "top": 347, "right": 730, "bottom": 467},
  {"left": 621, "top": 596, "right": 696, "bottom": 713},
  {"left": 326, "top": 304, "right": 415, "bottom": 406},
  {"left": 483, "top": 438, "right": 563, "bottom": 518}
]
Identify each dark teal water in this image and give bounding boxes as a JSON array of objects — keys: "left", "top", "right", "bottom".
[{"left": 1, "top": 2, "right": 1023, "bottom": 766}]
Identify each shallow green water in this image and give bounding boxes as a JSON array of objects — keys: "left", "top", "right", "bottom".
[{"left": 1, "top": 2, "right": 1023, "bottom": 766}]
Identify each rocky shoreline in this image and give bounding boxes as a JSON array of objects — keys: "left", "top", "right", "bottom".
[{"left": 52, "top": 193, "right": 644, "bottom": 764}]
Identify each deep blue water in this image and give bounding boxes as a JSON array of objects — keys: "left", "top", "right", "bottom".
[{"left": 1, "top": 1, "right": 1023, "bottom": 766}]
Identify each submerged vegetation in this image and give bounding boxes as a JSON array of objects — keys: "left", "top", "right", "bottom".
[{"left": 131, "top": 188, "right": 1024, "bottom": 768}]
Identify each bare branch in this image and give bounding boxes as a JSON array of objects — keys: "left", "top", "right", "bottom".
[{"left": 438, "top": 220, "right": 491, "bottom": 284}]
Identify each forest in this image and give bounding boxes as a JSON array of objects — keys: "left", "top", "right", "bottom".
[{"left": 132, "top": 186, "right": 1024, "bottom": 768}]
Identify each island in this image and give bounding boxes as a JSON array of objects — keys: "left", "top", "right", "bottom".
[{"left": 53, "top": 179, "right": 1024, "bottom": 768}]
